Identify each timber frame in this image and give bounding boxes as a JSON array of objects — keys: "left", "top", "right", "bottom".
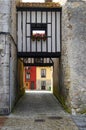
[{"left": 17, "top": 4, "right": 62, "bottom": 58}]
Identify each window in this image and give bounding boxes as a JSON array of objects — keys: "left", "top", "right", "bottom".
[
  {"left": 31, "top": 24, "right": 47, "bottom": 41},
  {"left": 41, "top": 81, "right": 46, "bottom": 90},
  {"left": 26, "top": 72, "right": 30, "bottom": 81},
  {"left": 34, "top": 58, "right": 44, "bottom": 63},
  {"left": 32, "top": 30, "right": 45, "bottom": 35},
  {"left": 41, "top": 69, "right": 46, "bottom": 78},
  {"left": 31, "top": 81, "right": 34, "bottom": 90}
]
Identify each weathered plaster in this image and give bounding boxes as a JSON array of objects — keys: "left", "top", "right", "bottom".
[{"left": 61, "top": 0, "right": 86, "bottom": 114}]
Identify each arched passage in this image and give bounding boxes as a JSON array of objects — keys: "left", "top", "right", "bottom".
[
  {"left": 17, "top": 58, "right": 60, "bottom": 94},
  {"left": 15, "top": 57, "right": 61, "bottom": 116},
  {"left": 16, "top": 1, "right": 61, "bottom": 107}
]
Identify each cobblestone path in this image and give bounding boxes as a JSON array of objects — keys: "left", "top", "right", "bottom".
[
  {"left": 0, "top": 92, "right": 85, "bottom": 130},
  {"left": 71, "top": 115, "right": 86, "bottom": 130}
]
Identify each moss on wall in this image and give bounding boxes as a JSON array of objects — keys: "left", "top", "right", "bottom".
[
  {"left": 79, "top": 109, "right": 86, "bottom": 114},
  {"left": 54, "top": 89, "right": 71, "bottom": 113}
]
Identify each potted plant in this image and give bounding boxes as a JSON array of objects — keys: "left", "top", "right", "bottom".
[
  {"left": 31, "top": 34, "right": 36, "bottom": 41},
  {"left": 42, "top": 34, "right": 47, "bottom": 41},
  {"left": 31, "top": 33, "right": 47, "bottom": 41}
]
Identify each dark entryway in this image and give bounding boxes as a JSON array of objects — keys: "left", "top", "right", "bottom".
[
  {"left": 41, "top": 81, "right": 46, "bottom": 90},
  {"left": 30, "top": 81, "right": 35, "bottom": 90}
]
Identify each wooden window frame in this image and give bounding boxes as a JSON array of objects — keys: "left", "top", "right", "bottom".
[
  {"left": 41, "top": 69, "right": 46, "bottom": 78},
  {"left": 26, "top": 72, "right": 30, "bottom": 81}
]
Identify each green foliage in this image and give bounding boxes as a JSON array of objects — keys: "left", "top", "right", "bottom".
[
  {"left": 79, "top": 109, "right": 86, "bottom": 114},
  {"left": 49, "top": 86, "right": 51, "bottom": 91},
  {"left": 58, "top": 95, "right": 71, "bottom": 113}
]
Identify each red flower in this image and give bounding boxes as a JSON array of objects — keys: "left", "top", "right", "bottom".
[{"left": 31, "top": 33, "right": 47, "bottom": 41}]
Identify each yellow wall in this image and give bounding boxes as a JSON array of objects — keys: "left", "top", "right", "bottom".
[
  {"left": 37, "top": 66, "right": 53, "bottom": 80},
  {"left": 36, "top": 66, "right": 53, "bottom": 92},
  {"left": 18, "top": 59, "right": 25, "bottom": 95}
]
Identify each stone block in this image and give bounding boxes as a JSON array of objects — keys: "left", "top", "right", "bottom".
[
  {"left": 0, "top": 4, "right": 10, "bottom": 14},
  {"left": 0, "top": 23, "right": 10, "bottom": 32},
  {"left": 61, "top": 1, "right": 86, "bottom": 113},
  {"left": 0, "top": 108, "right": 9, "bottom": 115},
  {"left": 0, "top": 93, "right": 9, "bottom": 108},
  {"left": 0, "top": 13, "right": 10, "bottom": 23}
]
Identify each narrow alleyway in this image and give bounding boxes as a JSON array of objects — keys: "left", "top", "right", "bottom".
[
  {"left": 12, "top": 92, "right": 68, "bottom": 117},
  {"left": 0, "top": 92, "right": 80, "bottom": 130}
]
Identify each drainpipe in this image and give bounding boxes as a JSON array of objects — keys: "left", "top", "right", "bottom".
[{"left": 9, "top": 39, "right": 11, "bottom": 113}]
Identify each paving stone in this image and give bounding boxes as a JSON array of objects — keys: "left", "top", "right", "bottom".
[
  {"left": 0, "top": 92, "right": 79, "bottom": 130},
  {"left": 71, "top": 115, "right": 86, "bottom": 130}
]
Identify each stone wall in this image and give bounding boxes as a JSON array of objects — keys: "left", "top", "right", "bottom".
[
  {"left": 53, "top": 58, "right": 60, "bottom": 97},
  {"left": 0, "top": 0, "right": 18, "bottom": 114},
  {"left": 0, "top": 0, "right": 11, "bottom": 33},
  {"left": 0, "top": 34, "right": 10, "bottom": 114},
  {"left": 9, "top": 35, "right": 17, "bottom": 111},
  {"left": 10, "top": 0, "right": 16, "bottom": 42},
  {"left": 0, "top": 34, "right": 17, "bottom": 114},
  {"left": 61, "top": 0, "right": 86, "bottom": 114}
]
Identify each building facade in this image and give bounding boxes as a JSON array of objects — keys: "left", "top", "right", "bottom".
[
  {"left": 24, "top": 66, "right": 36, "bottom": 90},
  {"left": 36, "top": 66, "right": 53, "bottom": 91},
  {"left": 24, "top": 66, "right": 53, "bottom": 92}
]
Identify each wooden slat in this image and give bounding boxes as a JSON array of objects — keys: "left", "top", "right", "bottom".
[
  {"left": 18, "top": 11, "right": 22, "bottom": 52},
  {"left": 48, "top": 38, "right": 51, "bottom": 52},
  {"left": 26, "top": 11, "right": 27, "bottom": 52},
  {"left": 48, "top": 12, "right": 51, "bottom": 23},
  {"left": 37, "top": 41, "right": 41, "bottom": 52},
  {"left": 37, "top": 11, "right": 41, "bottom": 23},
  {"left": 48, "top": 24, "right": 51, "bottom": 36},
  {"left": 27, "top": 38, "right": 30, "bottom": 52},
  {"left": 42, "top": 12, "right": 46, "bottom": 23},
  {"left": 52, "top": 12, "right": 55, "bottom": 52},
  {"left": 27, "top": 11, "right": 30, "bottom": 23},
  {"left": 21, "top": 11, "right": 23, "bottom": 52},
  {"left": 42, "top": 40, "right": 46, "bottom": 52},
  {"left": 17, "top": 9, "right": 61, "bottom": 56},
  {"left": 32, "top": 41, "right": 36, "bottom": 52},
  {"left": 57, "top": 12, "right": 60, "bottom": 52},
  {"left": 32, "top": 11, "right": 36, "bottom": 23},
  {"left": 23, "top": 11, "right": 26, "bottom": 52},
  {"left": 27, "top": 24, "right": 30, "bottom": 37}
]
